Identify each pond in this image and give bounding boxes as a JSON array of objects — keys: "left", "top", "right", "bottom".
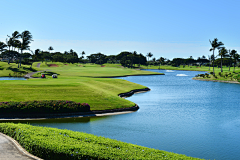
[
  {"left": 4, "top": 70, "right": 240, "bottom": 160},
  {"left": 0, "top": 77, "right": 27, "bottom": 80}
]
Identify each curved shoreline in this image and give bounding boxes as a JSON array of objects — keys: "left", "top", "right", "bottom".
[
  {"left": 92, "top": 73, "right": 164, "bottom": 78},
  {"left": 192, "top": 77, "right": 240, "bottom": 84},
  {"left": 0, "top": 88, "right": 150, "bottom": 120}
]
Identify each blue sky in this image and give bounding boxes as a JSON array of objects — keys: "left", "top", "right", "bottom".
[{"left": 1, "top": 0, "right": 240, "bottom": 59}]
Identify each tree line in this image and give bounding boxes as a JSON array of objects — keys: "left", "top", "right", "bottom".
[{"left": 0, "top": 31, "right": 239, "bottom": 72}]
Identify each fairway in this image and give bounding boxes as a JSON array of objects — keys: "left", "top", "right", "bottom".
[{"left": 0, "top": 62, "right": 163, "bottom": 110}]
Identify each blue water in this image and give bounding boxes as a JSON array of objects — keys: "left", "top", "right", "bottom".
[
  {"left": 9, "top": 70, "right": 240, "bottom": 160},
  {"left": 0, "top": 77, "right": 26, "bottom": 80}
]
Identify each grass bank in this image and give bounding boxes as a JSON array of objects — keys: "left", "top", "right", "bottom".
[
  {"left": 0, "top": 123, "right": 203, "bottom": 160},
  {"left": 193, "top": 71, "right": 240, "bottom": 83},
  {"left": 140, "top": 64, "right": 240, "bottom": 83},
  {"left": 140, "top": 64, "right": 240, "bottom": 72},
  {"left": 0, "top": 62, "right": 41, "bottom": 77}
]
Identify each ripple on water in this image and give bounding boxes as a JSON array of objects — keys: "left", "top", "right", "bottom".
[{"left": 176, "top": 74, "right": 188, "bottom": 76}]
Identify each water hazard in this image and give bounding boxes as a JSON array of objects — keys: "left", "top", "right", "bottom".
[
  {"left": 6, "top": 70, "right": 240, "bottom": 160},
  {"left": 0, "top": 77, "right": 26, "bottom": 80}
]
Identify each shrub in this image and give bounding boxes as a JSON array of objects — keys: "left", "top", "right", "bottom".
[
  {"left": 0, "top": 123, "right": 203, "bottom": 160},
  {"left": 0, "top": 100, "right": 90, "bottom": 115}
]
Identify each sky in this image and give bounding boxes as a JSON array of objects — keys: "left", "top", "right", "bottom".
[{"left": 1, "top": 0, "right": 240, "bottom": 60}]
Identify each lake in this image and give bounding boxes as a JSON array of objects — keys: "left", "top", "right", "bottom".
[
  {"left": 7, "top": 70, "right": 240, "bottom": 160},
  {"left": 0, "top": 77, "right": 26, "bottom": 80}
]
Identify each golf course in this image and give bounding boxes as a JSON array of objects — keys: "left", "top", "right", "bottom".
[
  {"left": 0, "top": 61, "right": 207, "bottom": 159},
  {"left": 0, "top": 62, "right": 163, "bottom": 111}
]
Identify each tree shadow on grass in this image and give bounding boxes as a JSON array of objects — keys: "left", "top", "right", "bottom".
[
  {"left": 36, "top": 71, "right": 60, "bottom": 76},
  {"left": 22, "top": 67, "right": 38, "bottom": 72},
  {"left": 6, "top": 66, "right": 37, "bottom": 74}
]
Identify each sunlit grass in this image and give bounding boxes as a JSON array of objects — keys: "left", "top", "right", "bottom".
[{"left": 0, "top": 62, "right": 162, "bottom": 110}]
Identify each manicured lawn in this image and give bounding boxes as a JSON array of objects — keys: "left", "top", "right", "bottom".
[
  {"left": 0, "top": 62, "right": 163, "bottom": 110},
  {"left": 0, "top": 62, "right": 41, "bottom": 77}
]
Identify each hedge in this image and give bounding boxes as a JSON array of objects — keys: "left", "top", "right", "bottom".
[
  {"left": 0, "top": 100, "right": 90, "bottom": 115},
  {"left": 0, "top": 123, "right": 203, "bottom": 160}
]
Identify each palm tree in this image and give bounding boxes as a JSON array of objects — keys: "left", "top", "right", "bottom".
[
  {"left": 209, "top": 38, "right": 224, "bottom": 74},
  {"left": 146, "top": 52, "right": 153, "bottom": 69},
  {"left": 8, "top": 31, "right": 21, "bottom": 51},
  {"left": 208, "top": 55, "right": 211, "bottom": 70},
  {"left": 229, "top": 50, "right": 237, "bottom": 72},
  {"left": 81, "top": 51, "right": 85, "bottom": 59},
  {"left": 157, "top": 57, "right": 165, "bottom": 69},
  {"left": 233, "top": 52, "right": 239, "bottom": 72},
  {"left": 48, "top": 46, "right": 54, "bottom": 53},
  {"left": 218, "top": 47, "right": 228, "bottom": 72},
  {"left": 0, "top": 41, "right": 7, "bottom": 54},
  {"left": 19, "top": 30, "right": 33, "bottom": 68}
]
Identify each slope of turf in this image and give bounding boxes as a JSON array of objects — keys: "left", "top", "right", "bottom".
[
  {"left": 0, "top": 62, "right": 41, "bottom": 77},
  {"left": 0, "top": 62, "right": 162, "bottom": 110}
]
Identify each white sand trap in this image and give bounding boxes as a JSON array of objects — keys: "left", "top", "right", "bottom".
[
  {"left": 166, "top": 70, "right": 174, "bottom": 72},
  {"left": 176, "top": 74, "right": 188, "bottom": 76}
]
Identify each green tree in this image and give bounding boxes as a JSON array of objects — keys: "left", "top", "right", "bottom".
[
  {"left": 233, "top": 52, "right": 239, "bottom": 72},
  {"left": 208, "top": 55, "right": 211, "bottom": 70},
  {"left": 81, "top": 51, "right": 85, "bottom": 59},
  {"left": 0, "top": 41, "right": 7, "bottom": 55},
  {"left": 209, "top": 38, "right": 224, "bottom": 74},
  {"left": 48, "top": 46, "right": 54, "bottom": 53},
  {"left": 157, "top": 57, "right": 165, "bottom": 69},
  {"left": 146, "top": 52, "right": 153, "bottom": 69},
  {"left": 218, "top": 47, "right": 228, "bottom": 72},
  {"left": 229, "top": 50, "right": 237, "bottom": 72},
  {"left": 19, "top": 30, "right": 33, "bottom": 68}
]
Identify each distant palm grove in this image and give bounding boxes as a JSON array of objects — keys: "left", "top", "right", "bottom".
[{"left": 0, "top": 31, "right": 239, "bottom": 72}]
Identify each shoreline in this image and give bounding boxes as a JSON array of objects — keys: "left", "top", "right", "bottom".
[
  {"left": 192, "top": 77, "right": 240, "bottom": 84},
  {"left": 141, "top": 68, "right": 208, "bottom": 72},
  {"left": 93, "top": 73, "right": 164, "bottom": 78},
  {"left": 0, "top": 88, "right": 150, "bottom": 120}
]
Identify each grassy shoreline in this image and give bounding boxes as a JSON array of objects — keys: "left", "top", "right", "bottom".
[{"left": 140, "top": 64, "right": 240, "bottom": 83}]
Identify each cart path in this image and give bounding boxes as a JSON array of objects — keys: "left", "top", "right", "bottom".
[
  {"left": 0, "top": 133, "right": 42, "bottom": 160},
  {"left": 24, "top": 63, "right": 51, "bottom": 78},
  {"left": 36, "top": 63, "right": 41, "bottom": 68}
]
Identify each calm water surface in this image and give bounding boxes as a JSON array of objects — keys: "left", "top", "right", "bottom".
[
  {"left": 9, "top": 70, "right": 240, "bottom": 160},
  {"left": 0, "top": 77, "right": 26, "bottom": 80}
]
